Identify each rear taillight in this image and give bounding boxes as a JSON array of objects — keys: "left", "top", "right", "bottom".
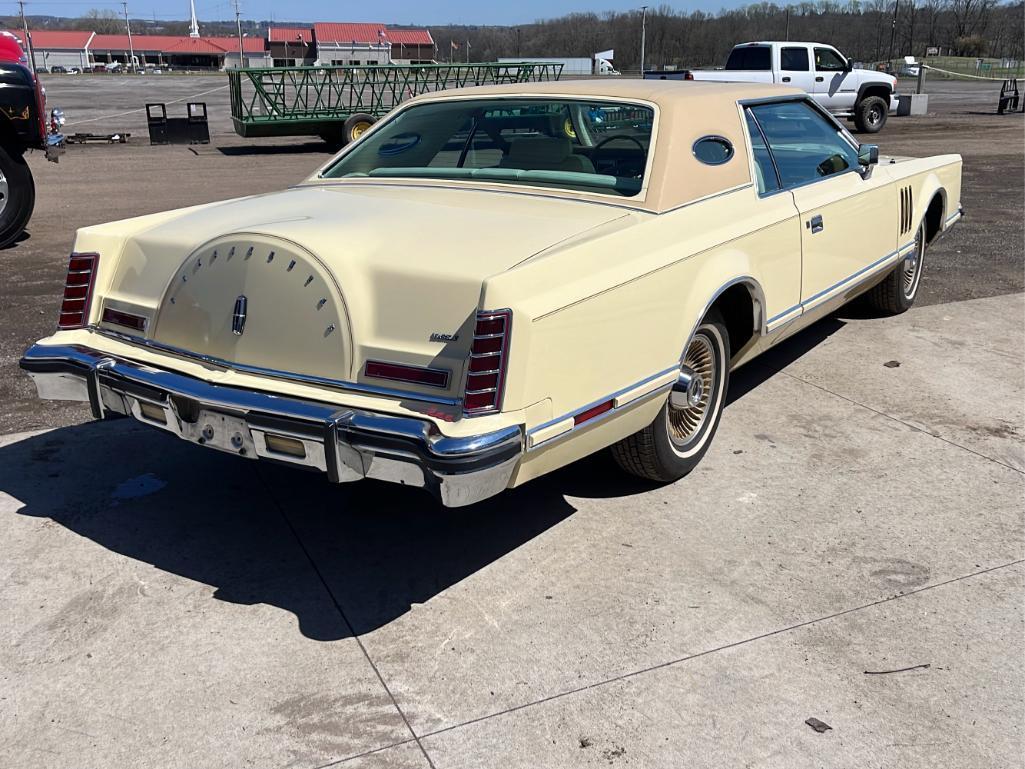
[
  {"left": 464, "top": 309, "right": 511, "bottom": 415},
  {"left": 58, "top": 252, "right": 98, "bottom": 329},
  {"left": 684, "top": 71, "right": 694, "bottom": 81},
  {"left": 364, "top": 360, "right": 450, "bottom": 389}
]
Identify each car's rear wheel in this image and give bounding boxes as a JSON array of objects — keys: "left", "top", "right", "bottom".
[
  {"left": 854, "top": 95, "right": 888, "bottom": 133},
  {"left": 611, "top": 311, "right": 730, "bottom": 482},
  {"left": 866, "top": 219, "right": 926, "bottom": 314},
  {"left": 0, "top": 144, "right": 35, "bottom": 249}
]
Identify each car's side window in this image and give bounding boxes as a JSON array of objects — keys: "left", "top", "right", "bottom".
[
  {"left": 748, "top": 100, "right": 860, "bottom": 189},
  {"left": 744, "top": 111, "right": 780, "bottom": 194},
  {"left": 781, "top": 47, "right": 810, "bottom": 71},
  {"left": 814, "top": 47, "right": 847, "bottom": 72}
]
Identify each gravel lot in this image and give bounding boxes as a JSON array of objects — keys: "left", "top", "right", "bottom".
[{"left": 0, "top": 74, "right": 1022, "bottom": 769}]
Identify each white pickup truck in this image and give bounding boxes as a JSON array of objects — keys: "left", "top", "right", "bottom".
[{"left": 675, "top": 41, "right": 898, "bottom": 133}]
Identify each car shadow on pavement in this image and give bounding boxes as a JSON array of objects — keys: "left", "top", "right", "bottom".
[
  {"left": 0, "top": 309, "right": 851, "bottom": 640},
  {"left": 727, "top": 315, "right": 847, "bottom": 404},
  {"left": 0, "top": 420, "right": 646, "bottom": 641}
]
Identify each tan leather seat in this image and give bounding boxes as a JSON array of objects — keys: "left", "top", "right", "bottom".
[{"left": 499, "top": 136, "right": 595, "bottom": 174}]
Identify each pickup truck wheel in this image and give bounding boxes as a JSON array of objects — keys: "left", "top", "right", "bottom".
[
  {"left": 611, "top": 311, "right": 730, "bottom": 482},
  {"left": 0, "top": 145, "right": 34, "bottom": 249},
  {"left": 854, "top": 95, "right": 888, "bottom": 133},
  {"left": 866, "top": 220, "right": 926, "bottom": 314}
]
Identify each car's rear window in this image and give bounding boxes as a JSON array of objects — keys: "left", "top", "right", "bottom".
[
  {"left": 726, "top": 46, "right": 771, "bottom": 71},
  {"left": 321, "top": 98, "right": 655, "bottom": 197}
]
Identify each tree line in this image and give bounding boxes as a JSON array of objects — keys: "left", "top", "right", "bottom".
[
  {"left": 6, "top": 1, "right": 1022, "bottom": 72},
  {"left": 430, "top": 1, "right": 1024, "bottom": 71}
]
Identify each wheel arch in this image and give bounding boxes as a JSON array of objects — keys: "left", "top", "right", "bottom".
[
  {"left": 912, "top": 173, "right": 947, "bottom": 244},
  {"left": 685, "top": 276, "right": 766, "bottom": 366},
  {"left": 856, "top": 82, "right": 893, "bottom": 104}
]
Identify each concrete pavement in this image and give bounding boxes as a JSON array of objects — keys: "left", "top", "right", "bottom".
[{"left": 1, "top": 293, "right": 1022, "bottom": 768}]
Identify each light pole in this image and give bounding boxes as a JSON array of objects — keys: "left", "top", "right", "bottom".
[
  {"left": 234, "top": 0, "right": 245, "bottom": 69},
  {"left": 122, "top": 1, "right": 136, "bottom": 73},
  {"left": 639, "top": 5, "right": 648, "bottom": 77}
]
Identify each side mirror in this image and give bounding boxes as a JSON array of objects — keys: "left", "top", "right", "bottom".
[
  {"left": 844, "top": 58, "right": 854, "bottom": 73},
  {"left": 858, "top": 143, "right": 879, "bottom": 178}
]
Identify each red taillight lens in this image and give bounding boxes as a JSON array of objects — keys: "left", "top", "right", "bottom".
[
  {"left": 364, "top": 360, "right": 450, "bottom": 389},
  {"left": 101, "top": 307, "right": 147, "bottom": 332},
  {"left": 58, "top": 252, "right": 98, "bottom": 329},
  {"left": 684, "top": 72, "right": 694, "bottom": 81},
  {"left": 464, "top": 309, "right": 511, "bottom": 415}
]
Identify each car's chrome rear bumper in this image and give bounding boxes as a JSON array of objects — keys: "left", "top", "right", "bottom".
[{"left": 20, "top": 343, "right": 522, "bottom": 507}]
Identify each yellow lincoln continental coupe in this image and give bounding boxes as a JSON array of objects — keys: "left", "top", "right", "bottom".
[{"left": 21, "top": 81, "right": 962, "bottom": 506}]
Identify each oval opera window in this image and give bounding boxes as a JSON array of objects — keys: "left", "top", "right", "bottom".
[{"left": 692, "top": 135, "right": 735, "bottom": 166}]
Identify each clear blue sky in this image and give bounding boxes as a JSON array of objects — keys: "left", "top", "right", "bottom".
[{"left": 8, "top": 1, "right": 752, "bottom": 27}]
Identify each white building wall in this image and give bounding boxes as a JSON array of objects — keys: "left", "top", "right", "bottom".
[
  {"left": 33, "top": 49, "right": 89, "bottom": 70},
  {"left": 223, "top": 51, "right": 272, "bottom": 69},
  {"left": 315, "top": 43, "right": 390, "bottom": 67}
]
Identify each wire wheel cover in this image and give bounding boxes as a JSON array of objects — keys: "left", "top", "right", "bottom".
[
  {"left": 902, "top": 226, "right": 924, "bottom": 299},
  {"left": 668, "top": 333, "right": 716, "bottom": 446}
]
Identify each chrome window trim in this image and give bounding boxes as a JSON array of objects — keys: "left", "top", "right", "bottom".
[
  {"left": 692, "top": 135, "right": 735, "bottom": 166},
  {"left": 89, "top": 326, "right": 461, "bottom": 407},
  {"left": 315, "top": 93, "right": 662, "bottom": 205},
  {"left": 742, "top": 108, "right": 782, "bottom": 194},
  {"left": 741, "top": 96, "right": 863, "bottom": 199}
]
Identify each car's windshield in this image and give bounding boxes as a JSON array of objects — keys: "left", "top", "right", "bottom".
[{"left": 321, "top": 98, "right": 655, "bottom": 197}]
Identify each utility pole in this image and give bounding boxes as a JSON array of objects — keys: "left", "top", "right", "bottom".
[
  {"left": 639, "top": 5, "right": 648, "bottom": 76},
  {"left": 17, "top": 0, "right": 35, "bottom": 74},
  {"left": 887, "top": 0, "right": 900, "bottom": 66},
  {"left": 234, "top": 0, "right": 245, "bottom": 69},
  {"left": 121, "top": 2, "right": 136, "bottom": 73},
  {"left": 785, "top": 7, "right": 791, "bottom": 41}
]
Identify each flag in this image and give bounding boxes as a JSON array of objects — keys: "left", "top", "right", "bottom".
[{"left": 451, "top": 40, "right": 459, "bottom": 50}]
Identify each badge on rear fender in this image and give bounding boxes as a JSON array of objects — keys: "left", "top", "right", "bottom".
[{"left": 430, "top": 332, "right": 458, "bottom": 342}]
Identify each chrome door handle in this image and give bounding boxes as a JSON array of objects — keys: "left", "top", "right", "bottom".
[{"left": 808, "top": 214, "right": 824, "bottom": 233}]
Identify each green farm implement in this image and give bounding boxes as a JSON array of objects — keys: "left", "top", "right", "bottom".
[{"left": 227, "top": 62, "right": 564, "bottom": 144}]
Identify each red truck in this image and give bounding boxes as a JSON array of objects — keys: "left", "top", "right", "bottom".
[{"left": 0, "top": 32, "right": 62, "bottom": 248}]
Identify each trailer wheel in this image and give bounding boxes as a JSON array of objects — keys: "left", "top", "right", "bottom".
[
  {"left": 0, "top": 144, "right": 34, "bottom": 249},
  {"left": 343, "top": 113, "right": 375, "bottom": 144}
]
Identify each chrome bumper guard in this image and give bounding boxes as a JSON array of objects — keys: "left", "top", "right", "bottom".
[{"left": 20, "top": 344, "right": 523, "bottom": 507}]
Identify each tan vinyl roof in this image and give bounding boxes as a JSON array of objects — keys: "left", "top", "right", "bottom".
[
  {"left": 407, "top": 80, "right": 805, "bottom": 212},
  {"left": 414, "top": 78, "right": 801, "bottom": 103}
]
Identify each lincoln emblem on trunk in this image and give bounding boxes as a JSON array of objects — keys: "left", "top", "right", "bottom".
[{"left": 232, "top": 295, "right": 248, "bottom": 336}]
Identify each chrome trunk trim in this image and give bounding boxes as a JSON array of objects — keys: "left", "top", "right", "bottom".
[{"left": 89, "top": 327, "right": 461, "bottom": 407}]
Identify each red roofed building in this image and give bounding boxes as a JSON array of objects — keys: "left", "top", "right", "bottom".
[
  {"left": 4, "top": 29, "right": 93, "bottom": 70},
  {"left": 386, "top": 29, "right": 435, "bottom": 64},
  {"left": 88, "top": 33, "right": 268, "bottom": 70},
  {"left": 267, "top": 27, "right": 314, "bottom": 66},
  {"left": 14, "top": 20, "right": 436, "bottom": 73},
  {"left": 312, "top": 22, "right": 391, "bottom": 66}
]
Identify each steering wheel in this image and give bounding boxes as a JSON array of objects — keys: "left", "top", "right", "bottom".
[{"left": 591, "top": 134, "right": 647, "bottom": 173}]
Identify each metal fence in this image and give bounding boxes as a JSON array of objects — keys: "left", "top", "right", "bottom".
[{"left": 227, "top": 62, "right": 564, "bottom": 139}]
